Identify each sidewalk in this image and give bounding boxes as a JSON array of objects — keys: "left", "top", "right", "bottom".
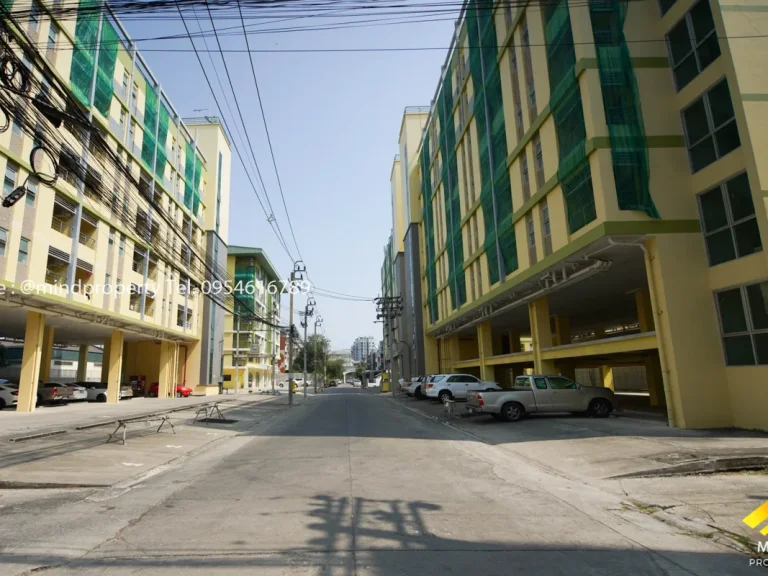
[
  {"left": 388, "top": 394, "right": 768, "bottom": 553},
  {"left": 0, "top": 393, "right": 299, "bottom": 488},
  {"left": 0, "top": 392, "right": 280, "bottom": 441}
]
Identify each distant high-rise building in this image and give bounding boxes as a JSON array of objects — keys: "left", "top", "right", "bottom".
[{"left": 351, "top": 336, "right": 376, "bottom": 362}]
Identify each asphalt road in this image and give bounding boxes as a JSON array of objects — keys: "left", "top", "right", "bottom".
[{"left": 1, "top": 386, "right": 755, "bottom": 575}]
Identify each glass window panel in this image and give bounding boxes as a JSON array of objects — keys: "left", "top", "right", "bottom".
[
  {"left": 690, "top": 0, "right": 716, "bottom": 42},
  {"left": 684, "top": 99, "right": 710, "bottom": 143},
  {"left": 690, "top": 137, "right": 717, "bottom": 172},
  {"left": 726, "top": 173, "right": 755, "bottom": 221},
  {"left": 699, "top": 187, "right": 728, "bottom": 232},
  {"left": 547, "top": 377, "right": 577, "bottom": 389},
  {"left": 754, "top": 333, "right": 768, "bottom": 365},
  {"left": 708, "top": 80, "right": 735, "bottom": 126},
  {"left": 717, "top": 288, "right": 748, "bottom": 333},
  {"left": 715, "top": 121, "right": 741, "bottom": 158},
  {"left": 668, "top": 19, "right": 693, "bottom": 65},
  {"left": 746, "top": 282, "right": 768, "bottom": 330},
  {"left": 734, "top": 219, "right": 762, "bottom": 258},
  {"left": 533, "top": 377, "right": 547, "bottom": 390},
  {"left": 674, "top": 55, "right": 700, "bottom": 90},
  {"left": 706, "top": 229, "right": 736, "bottom": 266},
  {"left": 723, "top": 335, "right": 755, "bottom": 365},
  {"left": 697, "top": 34, "right": 721, "bottom": 70}
]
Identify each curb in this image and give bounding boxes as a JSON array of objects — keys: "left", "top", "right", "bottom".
[{"left": 610, "top": 455, "right": 768, "bottom": 479}]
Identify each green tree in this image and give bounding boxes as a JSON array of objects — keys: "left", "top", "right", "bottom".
[
  {"left": 326, "top": 358, "right": 345, "bottom": 381},
  {"left": 291, "top": 333, "right": 330, "bottom": 375},
  {"left": 354, "top": 362, "right": 365, "bottom": 379}
]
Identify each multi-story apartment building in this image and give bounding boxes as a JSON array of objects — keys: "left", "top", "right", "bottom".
[
  {"left": 351, "top": 336, "right": 376, "bottom": 362},
  {"left": 398, "top": 0, "right": 768, "bottom": 430},
  {"left": 0, "top": 2, "right": 230, "bottom": 409},
  {"left": 222, "top": 246, "right": 281, "bottom": 392}
]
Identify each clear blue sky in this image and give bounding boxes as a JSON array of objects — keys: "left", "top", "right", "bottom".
[{"left": 127, "top": 6, "right": 455, "bottom": 350}]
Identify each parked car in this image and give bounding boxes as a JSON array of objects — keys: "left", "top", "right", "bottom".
[
  {"left": 424, "top": 374, "right": 502, "bottom": 402},
  {"left": 68, "top": 383, "right": 88, "bottom": 402},
  {"left": 0, "top": 382, "right": 19, "bottom": 409},
  {"left": 405, "top": 376, "right": 428, "bottom": 399},
  {"left": 38, "top": 383, "right": 74, "bottom": 405},
  {"left": 148, "top": 383, "right": 192, "bottom": 398},
  {"left": 329, "top": 380, "right": 338, "bottom": 387},
  {"left": 77, "top": 382, "right": 133, "bottom": 402},
  {"left": 465, "top": 374, "right": 616, "bottom": 422}
]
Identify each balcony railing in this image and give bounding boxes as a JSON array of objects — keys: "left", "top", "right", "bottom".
[
  {"left": 51, "top": 216, "right": 73, "bottom": 238},
  {"left": 78, "top": 233, "right": 96, "bottom": 249},
  {"left": 45, "top": 268, "right": 67, "bottom": 285}
]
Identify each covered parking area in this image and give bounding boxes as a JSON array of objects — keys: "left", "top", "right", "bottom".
[
  {"left": 0, "top": 291, "right": 198, "bottom": 412},
  {"left": 430, "top": 235, "right": 667, "bottom": 417}
]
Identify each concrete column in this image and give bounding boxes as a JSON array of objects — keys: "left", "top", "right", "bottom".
[
  {"left": 645, "top": 353, "right": 664, "bottom": 407},
  {"left": 157, "top": 341, "right": 173, "bottom": 398},
  {"left": 528, "top": 297, "right": 556, "bottom": 374},
  {"left": 553, "top": 316, "right": 571, "bottom": 347},
  {"left": 643, "top": 235, "right": 731, "bottom": 428},
  {"left": 636, "top": 290, "right": 655, "bottom": 333},
  {"left": 76, "top": 345, "right": 89, "bottom": 381},
  {"left": 185, "top": 340, "right": 201, "bottom": 390},
  {"left": 16, "top": 312, "right": 45, "bottom": 412},
  {"left": 100, "top": 338, "right": 111, "bottom": 383},
  {"left": 39, "top": 326, "right": 55, "bottom": 382},
  {"left": 600, "top": 365, "right": 614, "bottom": 390},
  {"left": 447, "top": 336, "right": 461, "bottom": 372},
  {"left": 106, "top": 330, "right": 124, "bottom": 404},
  {"left": 424, "top": 335, "right": 439, "bottom": 374},
  {"left": 477, "top": 321, "right": 494, "bottom": 381}
]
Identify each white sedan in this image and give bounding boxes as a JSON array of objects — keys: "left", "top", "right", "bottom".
[
  {"left": 0, "top": 381, "right": 19, "bottom": 409},
  {"left": 424, "top": 374, "right": 502, "bottom": 402}
]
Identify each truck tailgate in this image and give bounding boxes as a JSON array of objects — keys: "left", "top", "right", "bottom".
[{"left": 466, "top": 391, "right": 482, "bottom": 408}]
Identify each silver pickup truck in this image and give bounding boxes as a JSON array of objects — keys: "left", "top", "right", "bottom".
[{"left": 466, "top": 374, "right": 616, "bottom": 422}]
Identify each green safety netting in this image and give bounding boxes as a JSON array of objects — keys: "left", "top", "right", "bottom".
[
  {"left": 420, "top": 132, "right": 438, "bottom": 324},
  {"left": 93, "top": 21, "right": 117, "bottom": 116},
  {"left": 545, "top": 0, "right": 596, "bottom": 233},
  {"left": 155, "top": 104, "right": 170, "bottom": 180},
  {"left": 70, "top": 0, "right": 99, "bottom": 107},
  {"left": 466, "top": 0, "right": 517, "bottom": 284},
  {"left": 184, "top": 141, "right": 194, "bottom": 210},
  {"left": 437, "top": 61, "right": 467, "bottom": 309},
  {"left": 588, "top": 0, "right": 659, "bottom": 218},
  {"left": 234, "top": 260, "right": 254, "bottom": 315},
  {"left": 193, "top": 154, "right": 203, "bottom": 214},
  {"left": 1, "top": 0, "right": 13, "bottom": 11},
  {"left": 141, "top": 80, "right": 157, "bottom": 168}
]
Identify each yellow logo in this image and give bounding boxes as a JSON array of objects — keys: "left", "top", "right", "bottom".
[{"left": 743, "top": 501, "right": 768, "bottom": 536}]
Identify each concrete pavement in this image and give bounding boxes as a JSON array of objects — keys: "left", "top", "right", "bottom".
[{"left": 0, "top": 385, "right": 759, "bottom": 575}]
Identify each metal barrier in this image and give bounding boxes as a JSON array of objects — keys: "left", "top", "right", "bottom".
[{"left": 106, "top": 413, "right": 175, "bottom": 445}]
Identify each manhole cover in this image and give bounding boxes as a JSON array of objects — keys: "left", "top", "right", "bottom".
[{"left": 198, "top": 418, "right": 238, "bottom": 424}]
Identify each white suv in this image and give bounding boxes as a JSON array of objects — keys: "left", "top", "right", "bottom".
[{"left": 425, "top": 373, "right": 502, "bottom": 402}]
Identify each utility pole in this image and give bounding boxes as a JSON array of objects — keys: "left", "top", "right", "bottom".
[
  {"left": 235, "top": 314, "right": 240, "bottom": 395},
  {"left": 287, "top": 261, "right": 306, "bottom": 407},
  {"left": 313, "top": 315, "right": 322, "bottom": 394},
  {"left": 300, "top": 297, "right": 315, "bottom": 399},
  {"left": 271, "top": 353, "right": 276, "bottom": 396},
  {"left": 376, "top": 296, "right": 403, "bottom": 398}
]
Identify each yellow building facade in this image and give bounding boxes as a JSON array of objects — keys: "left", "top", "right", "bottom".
[
  {"left": 411, "top": 0, "right": 768, "bottom": 430},
  {"left": 0, "top": 2, "right": 230, "bottom": 408},
  {"left": 222, "top": 247, "right": 281, "bottom": 392}
]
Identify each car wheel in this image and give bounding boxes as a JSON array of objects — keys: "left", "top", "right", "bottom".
[
  {"left": 148, "top": 392, "right": 157, "bottom": 398},
  {"left": 414, "top": 387, "right": 423, "bottom": 400},
  {"left": 500, "top": 401, "right": 524, "bottom": 422},
  {"left": 97, "top": 393, "right": 107, "bottom": 402},
  {"left": 176, "top": 391, "right": 182, "bottom": 398},
  {"left": 0, "top": 398, "right": 5, "bottom": 409},
  {"left": 438, "top": 390, "right": 452, "bottom": 403},
  {"left": 589, "top": 398, "right": 612, "bottom": 418}
]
